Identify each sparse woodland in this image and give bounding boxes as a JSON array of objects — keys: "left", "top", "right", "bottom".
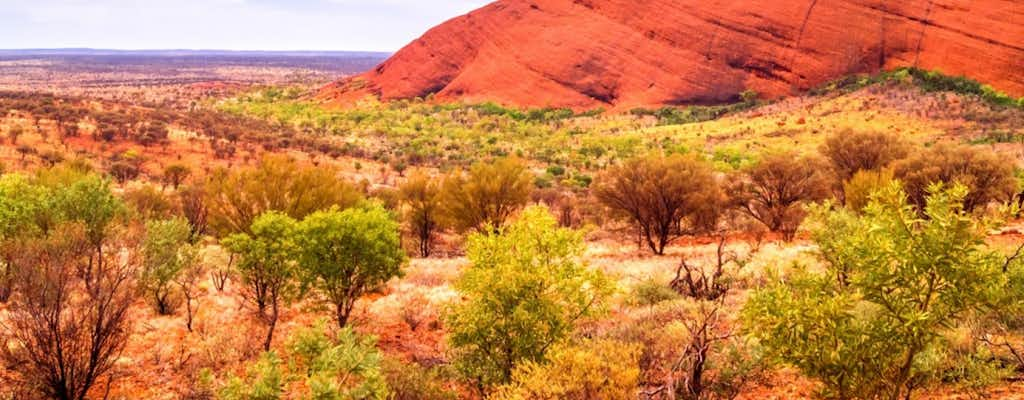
[{"left": 1, "top": 68, "right": 1024, "bottom": 400}]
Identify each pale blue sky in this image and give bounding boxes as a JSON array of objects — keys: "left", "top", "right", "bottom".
[{"left": 0, "top": 0, "right": 492, "bottom": 51}]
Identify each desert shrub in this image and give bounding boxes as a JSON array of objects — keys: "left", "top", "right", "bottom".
[
  {"left": 594, "top": 154, "right": 722, "bottom": 255},
  {"left": 294, "top": 205, "right": 406, "bottom": 328},
  {"left": 439, "top": 157, "right": 532, "bottom": 233},
  {"left": 217, "top": 352, "right": 285, "bottom": 400},
  {"left": 382, "top": 358, "right": 458, "bottom": 400},
  {"left": 728, "top": 152, "right": 831, "bottom": 240},
  {"left": 125, "top": 184, "right": 179, "bottom": 220},
  {"left": 445, "top": 206, "right": 613, "bottom": 390},
  {"left": 893, "top": 143, "right": 1017, "bottom": 212},
  {"left": 743, "top": 183, "right": 1011, "bottom": 399},
  {"left": 284, "top": 322, "right": 389, "bottom": 399},
  {"left": 50, "top": 173, "right": 128, "bottom": 288},
  {"left": 630, "top": 278, "right": 683, "bottom": 307},
  {"left": 140, "top": 217, "right": 195, "bottom": 315},
  {"left": 398, "top": 172, "right": 442, "bottom": 257},
  {"left": 820, "top": 129, "right": 909, "bottom": 181},
  {"left": 2, "top": 223, "right": 136, "bottom": 400},
  {"left": 222, "top": 211, "right": 300, "bottom": 350},
  {"left": 842, "top": 168, "right": 897, "bottom": 212},
  {"left": 490, "top": 339, "right": 642, "bottom": 400},
  {"left": 219, "top": 321, "right": 389, "bottom": 400},
  {"left": 205, "top": 155, "right": 362, "bottom": 236}
]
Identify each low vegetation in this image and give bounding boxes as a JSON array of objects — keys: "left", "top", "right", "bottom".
[{"left": 1, "top": 68, "right": 1023, "bottom": 399}]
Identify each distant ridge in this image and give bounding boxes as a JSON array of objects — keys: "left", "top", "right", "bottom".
[{"left": 0, "top": 49, "right": 392, "bottom": 58}]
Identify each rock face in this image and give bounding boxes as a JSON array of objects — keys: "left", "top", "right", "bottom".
[{"left": 321, "top": 0, "right": 1024, "bottom": 110}]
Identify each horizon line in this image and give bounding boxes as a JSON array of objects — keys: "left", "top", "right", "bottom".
[{"left": 0, "top": 48, "right": 395, "bottom": 55}]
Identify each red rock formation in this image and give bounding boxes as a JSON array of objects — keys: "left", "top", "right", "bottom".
[{"left": 321, "top": 0, "right": 1024, "bottom": 110}]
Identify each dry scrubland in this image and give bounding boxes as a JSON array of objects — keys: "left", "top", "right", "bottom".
[{"left": 1, "top": 67, "right": 1024, "bottom": 400}]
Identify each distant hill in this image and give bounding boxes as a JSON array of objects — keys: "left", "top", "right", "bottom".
[
  {"left": 321, "top": 0, "right": 1024, "bottom": 110},
  {"left": 0, "top": 49, "right": 391, "bottom": 75}
]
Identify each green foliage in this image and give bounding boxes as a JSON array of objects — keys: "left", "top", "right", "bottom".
[
  {"left": 743, "top": 183, "right": 1011, "bottom": 399},
  {"left": 490, "top": 339, "right": 642, "bottom": 400},
  {"left": 52, "top": 174, "right": 126, "bottom": 248},
  {"left": 381, "top": 358, "right": 458, "bottom": 400},
  {"left": 630, "top": 96, "right": 759, "bottom": 127},
  {"left": 285, "top": 321, "right": 389, "bottom": 400},
  {"left": 842, "top": 168, "right": 897, "bottom": 212},
  {"left": 294, "top": 205, "right": 406, "bottom": 328},
  {"left": 811, "top": 67, "right": 1022, "bottom": 110},
  {"left": 205, "top": 155, "right": 362, "bottom": 236},
  {"left": 629, "top": 278, "right": 682, "bottom": 307},
  {"left": 219, "top": 352, "right": 285, "bottom": 400},
  {"left": 445, "top": 206, "right": 613, "bottom": 389},
  {"left": 440, "top": 157, "right": 532, "bottom": 233},
  {"left": 141, "top": 217, "right": 195, "bottom": 315},
  {"left": 218, "top": 321, "right": 389, "bottom": 400},
  {"left": 223, "top": 211, "right": 300, "bottom": 312}
]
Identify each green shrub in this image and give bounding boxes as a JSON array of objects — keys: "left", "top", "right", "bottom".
[
  {"left": 445, "top": 206, "right": 613, "bottom": 389},
  {"left": 490, "top": 340, "right": 641, "bottom": 400},
  {"left": 743, "top": 183, "right": 1011, "bottom": 399},
  {"left": 140, "top": 217, "right": 195, "bottom": 315},
  {"left": 629, "top": 278, "right": 682, "bottom": 307},
  {"left": 382, "top": 358, "right": 457, "bottom": 400},
  {"left": 294, "top": 205, "right": 406, "bottom": 328},
  {"left": 842, "top": 168, "right": 897, "bottom": 212}
]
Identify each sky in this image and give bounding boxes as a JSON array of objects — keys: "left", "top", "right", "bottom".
[{"left": 0, "top": 0, "right": 493, "bottom": 52}]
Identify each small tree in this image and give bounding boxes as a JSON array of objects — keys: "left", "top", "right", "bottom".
[
  {"left": 399, "top": 172, "right": 442, "bottom": 257},
  {"left": 820, "top": 129, "right": 909, "bottom": 181},
  {"left": 729, "top": 152, "right": 831, "bottom": 240},
  {"left": 893, "top": 143, "right": 1018, "bottom": 212},
  {"left": 446, "top": 206, "right": 613, "bottom": 391},
  {"left": 294, "top": 205, "right": 406, "bottom": 328},
  {"left": 175, "top": 244, "right": 203, "bottom": 332},
  {"left": 51, "top": 174, "right": 126, "bottom": 290},
  {"left": 594, "top": 154, "right": 722, "bottom": 255},
  {"left": 440, "top": 157, "right": 532, "bottom": 233},
  {"left": 743, "top": 183, "right": 1009, "bottom": 399},
  {"left": 222, "top": 211, "right": 299, "bottom": 351},
  {"left": 140, "top": 217, "right": 192, "bottom": 315},
  {"left": 178, "top": 184, "right": 209, "bottom": 241},
  {"left": 162, "top": 163, "right": 191, "bottom": 190}
]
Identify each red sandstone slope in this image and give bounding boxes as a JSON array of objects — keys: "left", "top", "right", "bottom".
[{"left": 321, "top": 0, "right": 1024, "bottom": 110}]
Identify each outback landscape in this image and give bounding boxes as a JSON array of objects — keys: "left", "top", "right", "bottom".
[{"left": 1, "top": 0, "right": 1024, "bottom": 399}]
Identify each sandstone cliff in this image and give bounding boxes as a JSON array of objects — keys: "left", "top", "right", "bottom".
[{"left": 321, "top": 0, "right": 1024, "bottom": 110}]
